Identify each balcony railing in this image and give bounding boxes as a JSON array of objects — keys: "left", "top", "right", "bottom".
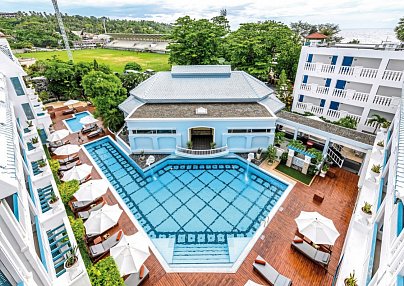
[
  {"left": 300, "top": 83, "right": 312, "bottom": 91},
  {"left": 303, "top": 62, "right": 335, "bottom": 74},
  {"left": 326, "top": 109, "right": 361, "bottom": 123},
  {"left": 373, "top": 94, "right": 393, "bottom": 107},
  {"left": 352, "top": 92, "right": 369, "bottom": 102},
  {"left": 304, "top": 62, "right": 316, "bottom": 72},
  {"left": 332, "top": 88, "right": 347, "bottom": 98},
  {"left": 310, "top": 105, "right": 324, "bottom": 116},
  {"left": 360, "top": 68, "right": 378, "bottom": 79},
  {"left": 295, "top": 102, "right": 308, "bottom": 111},
  {"left": 316, "top": 85, "right": 329, "bottom": 95},
  {"left": 339, "top": 66, "right": 354, "bottom": 76},
  {"left": 175, "top": 145, "right": 229, "bottom": 158},
  {"left": 382, "top": 70, "right": 403, "bottom": 82}
]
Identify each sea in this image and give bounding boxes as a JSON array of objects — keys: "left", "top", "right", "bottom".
[{"left": 338, "top": 28, "right": 399, "bottom": 44}]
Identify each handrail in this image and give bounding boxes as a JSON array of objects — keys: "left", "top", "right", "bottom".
[
  {"left": 327, "top": 146, "right": 344, "bottom": 167},
  {"left": 176, "top": 145, "right": 228, "bottom": 156}
]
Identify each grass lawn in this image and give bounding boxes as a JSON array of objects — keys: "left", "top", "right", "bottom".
[
  {"left": 275, "top": 163, "right": 314, "bottom": 185},
  {"left": 16, "top": 48, "right": 171, "bottom": 72}
]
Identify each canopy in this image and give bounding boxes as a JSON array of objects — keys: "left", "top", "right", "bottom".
[
  {"left": 61, "top": 164, "right": 92, "bottom": 182},
  {"left": 295, "top": 211, "right": 340, "bottom": 245},
  {"left": 84, "top": 204, "right": 123, "bottom": 235},
  {"left": 53, "top": 144, "right": 80, "bottom": 156},
  {"left": 63, "top": 99, "right": 80, "bottom": 106},
  {"left": 74, "top": 179, "right": 108, "bottom": 202},
  {"left": 111, "top": 232, "right": 150, "bottom": 276},
  {"left": 79, "top": 115, "right": 98, "bottom": 125},
  {"left": 48, "top": 129, "right": 70, "bottom": 142}
]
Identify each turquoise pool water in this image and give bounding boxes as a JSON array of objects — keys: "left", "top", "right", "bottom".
[
  {"left": 85, "top": 138, "right": 288, "bottom": 264},
  {"left": 64, "top": 111, "right": 92, "bottom": 133}
]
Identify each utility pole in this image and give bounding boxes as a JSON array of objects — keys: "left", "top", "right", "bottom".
[{"left": 51, "top": 0, "right": 73, "bottom": 61}]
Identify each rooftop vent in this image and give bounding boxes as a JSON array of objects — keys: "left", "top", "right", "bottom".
[{"left": 195, "top": 107, "right": 207, "bottom": 115}]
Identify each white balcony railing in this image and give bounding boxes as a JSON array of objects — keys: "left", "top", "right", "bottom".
[
  {"left": 339, "top": 66, "right": 355, "bottom": 76},
  {"left": 295, "top": 102, "right": 308, "bottom": 111},
  {"left": 382, "top": 70, "right": 403, "bottom": 82},
  {"left": 347, "top": 113, "right": 361, "bottom": 123},
  {"left": 359, "top": 67, "right": 378, "bottom": 79},
  {"left": 300, "top": 83, "right": 312, "bottom": 91},
  {"left": 316, "top": 85, "right": 329, "bottom": 95},
  {"left": 373, "top": 94, "right": 393, "bottom": 107},
  {"left": 303, "top": 62, "right": 316, "bottom": 72},
  {"left": 365, "top": 118, "right": 379, "bottom": 128},
  {"left": 327, "top": 109, "right": 341, "bottom": 119},
  {"left": 332, "top": 88, "right": 347, "bottom": 98},
  {"left": 326, "top": 109, "right": 361, "bottom": 123},
  {"left": 320, "top": 64, "right": 335, "bottom": 73},
  {"left": 303, "top": 62, "right": 335, "bottom": 74},
  {"left": 352, "top": 92, "right": 369, "bottom": 102},
  {"left": 175, "top": 145, "right": 229, "bottom": 158},
  {"left": 310, "top": 105, "right": 324, "bottom": 115}
]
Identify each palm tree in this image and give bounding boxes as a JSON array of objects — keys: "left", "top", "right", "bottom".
[{"left": 368, "top": 114, "right": 387, "bottom": 134}]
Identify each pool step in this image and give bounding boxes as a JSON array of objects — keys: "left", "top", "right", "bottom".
[{"left": 172, "top": 244, "right": 230, "bottom": 264}]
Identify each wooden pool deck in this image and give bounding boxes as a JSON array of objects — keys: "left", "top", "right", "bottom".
[{"left": 51, "top": 108, "right": 359, "bottom": 286}]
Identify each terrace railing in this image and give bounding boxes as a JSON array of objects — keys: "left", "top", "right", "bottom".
[{"left": 175, "top": 145, "right": 229, "bottom": 158}]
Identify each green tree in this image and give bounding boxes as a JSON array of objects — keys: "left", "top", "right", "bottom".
[
  {"left": 82, "top": 71, "right": 126, "bottom": 131},
  {"left": 290, "top": 21, "right": 317, "bottom": 39},
  {"left": 336, "top": 117, "right": 358, "bottom": 130},
  {"left": 87, "top": 257, "right": 124, "bottom": 286},
  {"left": 58, "top": 180, "right": 80, "bottom": 205},
  {"left": 224, "top": 21, "right": 301, "bottom": 80},
  {"left": 116, "top": 72, "right": 150, "bottom": 91},
  {"left": 290, "top": 21, "right": 343, "bottom": 43},
  {"left": 276, "top": 70, "right": 293, "bottom": 110},
  {"left": 395, "top": 17, "right": 404, "bottom": 42},
  {"left": 368, "top": 114, "right": 387, "bottom": 134},
  {"left": 167, "top": 16, "right": 227, "bottom": 65},
  {"left": 124, "top": 62, "right": 142, "bottom": 71}
]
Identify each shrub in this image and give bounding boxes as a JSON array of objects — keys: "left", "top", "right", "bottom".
[
  {"left": 371, "top": 164, "right": 381, "bottom": 174},
  {"left": 274, "top": 131, "right": 285, "bottom": 146},
  {"left": 58, "top": 180, "right": 79, "bottom": 204},
  {"left": 88, "top": 257, "right": 124, "bottom": 286},
  {"left": 280, "top": 152, "right": 288, "bottom": 164},
  {"left": 124, "top": 62, "right": 142, "bottom": 71},
  {"left": 361, "top": 202, "right": 372, "bottom": 214},
  {"left": 266, "top": 145, "right": 277, "bottom": 163},
  {"left": 336, "top": 116, "right": 357, "bottom": 129},
  {"left": 68, "top": 216, "right": 91, "bottom": 268},
  {"left": 307, "top": 148, "right": 323, "bottom": 165},
  {"left": 49, "top": 159, "right": 60, "bottom": 183},
  {"left": 287, "top": 139, "right": 305, "bottom": 151}
]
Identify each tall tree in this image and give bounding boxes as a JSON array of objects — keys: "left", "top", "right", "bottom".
[
  {"left": 290, "top": 21, "right": 343, "bottom": 43},
  {"left": 224, "top": 21, "right": 301, "bottom": 81},
  {"left": 167, "top": 16, "right": 227, "bottom": 65},
  {"left": 290, "top": 21, "right": 317, "bottom": 39},
  {"left": 276, "top": 70, "right": 293, "bottom": 110},
  {"left": 395, "top": 17, "right": 404, "bottom": 42},
  {"left": 116, "top": 72, "right": 150, "bottom": 91}
]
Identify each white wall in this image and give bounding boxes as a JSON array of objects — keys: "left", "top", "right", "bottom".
[
  {"left": 386, "top": 59, "right": 404, "bottom": 71},
  {"left": 352, "top": 57, "right": 381, "bottom": 68}
]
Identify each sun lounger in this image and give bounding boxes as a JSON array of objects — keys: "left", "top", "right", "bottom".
[
  {"left": 58, "top": 154, "right": 79, "bottom": 165},
  {"left": 58, "top": 160, "right": 81, "bottom": 172},
  {"left": 72, "top": 196, "right": 102, "bottom": 213},
  {"left": 79, "top": 174, "right": 92, "bottom": 185},
  {"left": 77, "top": 200, "right": 105, "bottom": 221},
  {"left": 253, "top": 255, "right": 292, "bottom": 286},
  {"left": 63, "top": 108, "right": 76, "bottom": 115},
  {"left": 81, "top": 124, "right": 98, "bottom": 134},
  {"left": 86, "top": 223, "right": 118, "bottom": 242},
  {"left": 87, "top": 127, "right": 105, "bottom": 138},
  {"left": 291, "top": 236, "right": 330, "bottom": 268},
  {"left": 49, "top": 140, "right": 70, "bottom": 149},
  {"left": 89, "top": 230, "right": 123, "bottom": 262},
  {"left": 124, "top": 265, "right": 149, "bottom": 286}
]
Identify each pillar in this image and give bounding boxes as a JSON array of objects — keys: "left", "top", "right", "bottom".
[{"left": 286, "top": 149, "right": 294, "bottom": 167}]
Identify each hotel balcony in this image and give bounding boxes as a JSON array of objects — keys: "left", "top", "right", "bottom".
[
  {"left": 294, "top": 102, "right": 324, "bottom": 117},
  {"left": 303, "top": 62, "right": 335, "bottom": 74}
]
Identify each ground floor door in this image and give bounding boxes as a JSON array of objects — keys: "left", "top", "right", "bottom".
[{"left": 189, "top": 127, "right": 214, "bottom": 150}]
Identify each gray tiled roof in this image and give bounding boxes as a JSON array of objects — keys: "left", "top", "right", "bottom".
[
  {"left": 118, "top": 96, "right": 144, "bottom": 115},
  {"left": 127, "top": 66, "right": 276, "bottom": 103},
  {"left": 129, "top": 103, "right": 273, "bottom": 119},
  {"left": 277, "top": 111, "right": 376, "bottom": 145}
]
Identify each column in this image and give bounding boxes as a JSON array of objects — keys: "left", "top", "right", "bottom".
[
  {"left": 286, "top": 149, "right": 294, "bottom": 167},
  {"left": 302, "top": 155, "right": 311, "bottom": 175}
]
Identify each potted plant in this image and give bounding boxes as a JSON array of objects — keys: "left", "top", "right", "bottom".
[
  {"left": 210, "top": 142, "right": 216, "bottom": 149},
  {"left": 280, "top": 152, "right": 288, "bottom": 164},
  {"left": 274, "top": 132, "right": 285, "bottom": 147},
  {"left": 256, "top": 148, "right": 263, "bottom": 160},
  {"left": 26, "top": 120, "right": 33, "bottom": 131},
  {"left": 320, "top": 164, "right": 329, "bottom": 177},
  {"left": 370, "top": 164, "right": 381, "bottom": 181},
  {"left": 344, "top": 271, "right": 358, "bottom": 286},
  {"left": 31, "top": 136, "right": 39, "bottom": 147},
  {"left": 187, "top": 141, "right": 193, "bottom": 149},
  {"left": 38, "top": 159, "right": 47, "bottom": 170},
  {"left": 376, "top": 140, "right": 384, "bottom": 148},
  {"left": 64, "top": 245, "right": 79, "bottom": 274},
  {"left": 361, "top": 202, "right": 373, "bottom": 219},
  {"left": 266, "top": 145, "right": 277, "bottom": 165},
  {"left": 48, "top": 192, "right": 60, "bottom": 209},
  {"left": 139, "top": 150, "right": 145, "bottom": 161},
  {"left": 380, "top": 121, "right": 390, "bottom": 133}
]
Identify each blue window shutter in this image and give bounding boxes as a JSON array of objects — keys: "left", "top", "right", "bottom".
[
  {"left": 329, "top": 101, "right": 340, "bottom": 110},
  {"left": 398, "top": 202, "right": 403, "bottom": 236},
  {"left": 302, "top": 75, "right": 308, "bottom": 84},
  {"left": 325, "top": 78, "right": 331, "bottom": 87},
  {"left": 335, "top": 80, "right": 346, "bottom": 89},
  {"left": 320, "top": 99, "right": 326, "bottom": 107},
  {"left": 331, "top": 56, "right": 338, "bottom": 65},
  {"left": 342, "top": 56, "right": 354, "bottom": 66},
  {"left": 307, "top": 54, "right": 313, "bottom": 62},
  {"left": 298, "top": 95, "right": 304, "bottom": 102}
]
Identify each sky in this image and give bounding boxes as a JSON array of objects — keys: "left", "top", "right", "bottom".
[{"left": 3, "top": 0, "right": 404, "bottom": 30}]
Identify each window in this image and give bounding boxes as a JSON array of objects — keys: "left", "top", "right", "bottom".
[
  {"left": 132, "top": 129, "right": 176, "bottom": 134},
  {"left": 21, "top": 103, "right": 34, "bottom": 120},
  {"left": 10, "top": 77, "right": 25, "bottom": 96},
  {"left": 228, "top": 129, "right": 272, "bottom": 134}
]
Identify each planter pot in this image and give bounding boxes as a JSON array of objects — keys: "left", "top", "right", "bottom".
[
  {"left": 48, "top": 199, "right": 59, "bottom": 210},
  {"left": 64, "top": 258, "right": 79, "bottom": 274},
  {"left": 320, "top": 170, "right": 327, "bottom": 177},
  {"left": 256, "top": 153, "right": 262, "bottom": 160},
  {"left": 267, "top": 160, "right": 274, "bottom": 166},
  {"left": 361, "top": 209, "right": 372, "bottom": 220},
  {"left": 380, "top": 127, "right": 387, "bottom": 133},
  {"left": 370, "top": 170, "right": 380, "bottom": 181},
  {"left": 33, "top": 143, "right": 39, "bottom": 148},
  {"left": 140, "top": 156, "right": 145, "bottom": 161}
]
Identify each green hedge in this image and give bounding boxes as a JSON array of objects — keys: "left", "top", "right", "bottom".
[
  {"left": 87, "top": 257, "right": 124, "bottom": 286},
  {"left": 58, "top": 180, "right": 79, "bottom": 204},
  {"left": 68, "top": 216, "right": 92, "bottom": 268},
  {"left": 49, "top": 159, "right": 61, "bottom": 184}
]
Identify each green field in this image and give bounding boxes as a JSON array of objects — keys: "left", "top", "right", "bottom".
[{"left": 16, "top": 49, "right": 171, "bottom": 72}]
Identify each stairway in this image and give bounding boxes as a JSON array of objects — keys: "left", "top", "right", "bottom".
[
  {"left": 327, "top": 145, "right": 345, "bottom": 168},
  {"left": 172, "top": 243, "right": 230, "bottom": 264}
]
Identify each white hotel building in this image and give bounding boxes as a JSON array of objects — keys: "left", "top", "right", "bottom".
[
  {"left": 0, "top": 36, "right": 90, "bottom": 285},
  {"left": 292, "top": 44, "right": 404, "bottom": 133}
]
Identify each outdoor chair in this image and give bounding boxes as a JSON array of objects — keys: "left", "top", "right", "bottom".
[
  {"left": 58, "top": 160, "right": 81, "bottom": 173},
  {"left": 77, "top": 199, "right": 105, "bottom": 221},
  {"left": 87, "top": 127, "right": 105, "bottom": 138},
  {"left": 49, "top": 140, "right": 70, "bottom": 149},
  {"left": 89, "top": 229, "right": 123, "bottom": 262},
  {"left": 85, "top": 223, "right": 118, "bottom": 243},
  {"left": 123, "top": 265, "right": 149, "bottom": 286},
  {"left": 253, "top": 255, "right": 292, "bottom": 286},
  {"left": 72, "top": 196, "right": 103, "bottom": 213},
  {"left": 62, "top": 108, "right": 76, "bottom": 115},
  {"left": 57, "top": 154, "right": 79, "bottom": 165},
  {"left": 79, "top": 174, "right": 92, "bottom": 185},
  {"left": 81, "top": 123, "right": 98, "bottom": 134},
  {"left": 291, "top": 236, "right": 330, "bottom": 269}
]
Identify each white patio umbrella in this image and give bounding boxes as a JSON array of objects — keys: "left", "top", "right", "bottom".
[
  {"left": 74, "top": 179, "right": 108, "bottom": 202},
  {"left": 244, "top": 281, "right": 263, "bottom": 286},
  {"left": 53, "top": 144, "right": 81, "bottom": 156},
  {"left": 61, "top": 164, "right": 92, "bottom": 182},
  {"left": 111, "top": 232, "right": 150, "bottom": 276},
  {"left": 79, "top": 115, "right": 98, "bottom": 125},
  {"left": 63, "top": 99, "right": 80, "bottom": 107},
  {"left": 295, "top": 211, "right": 340, "bottom": 245},
  {"left": 48, "top": 129, "right": 70, "bottom": 142},
  {"left": 84, "top": 204, "right": 123, "bottom": 235}
]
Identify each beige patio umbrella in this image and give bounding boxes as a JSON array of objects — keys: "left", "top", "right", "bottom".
[
  {"left": 61, "top": 164, "right": 92, "bottom": 182},
  {"left": 84, "top": 204, "right": 123, "bottom": 235},
  {"left": 48, "top": 129, "right": 70, "bottom": 142},
  {"left": 110, "top": 232, "right": 150, "bottom": 276},
  {"left": 53, "top": 144, "right": 80, "bottom": 156},
  {"left": 63, "top": 99, "right": 80, "bottom": 107},
  {"left": 295, "top": 211, "right": 340, "bottom": 245},
  {"left": 74, "top": 179, "right": 108, "bottom": 202},
  {"left": 79, "top": 115, "right": 98, "bottom": 125}
]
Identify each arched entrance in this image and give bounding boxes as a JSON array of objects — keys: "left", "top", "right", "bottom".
[{"left": 189, "top": 127, "right": 214, "bottom": 150}]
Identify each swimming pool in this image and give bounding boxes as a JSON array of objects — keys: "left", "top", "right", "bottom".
[
  {"left": 84, "top": 137, "right": 289, "bottom": 268},
  {"left": 64, "top": 111, "right": 92, "bottom": 133}
]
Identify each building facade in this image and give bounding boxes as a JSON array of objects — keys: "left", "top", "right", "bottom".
[
  {"left": 118, "top": 65, "right": 284, "bottom": 155},
  {"left": 292, "top": 45, "right": 404, "bottom": 133},
  {"left": 0, "top": 35, "right": 90, "bottom": 286}
]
